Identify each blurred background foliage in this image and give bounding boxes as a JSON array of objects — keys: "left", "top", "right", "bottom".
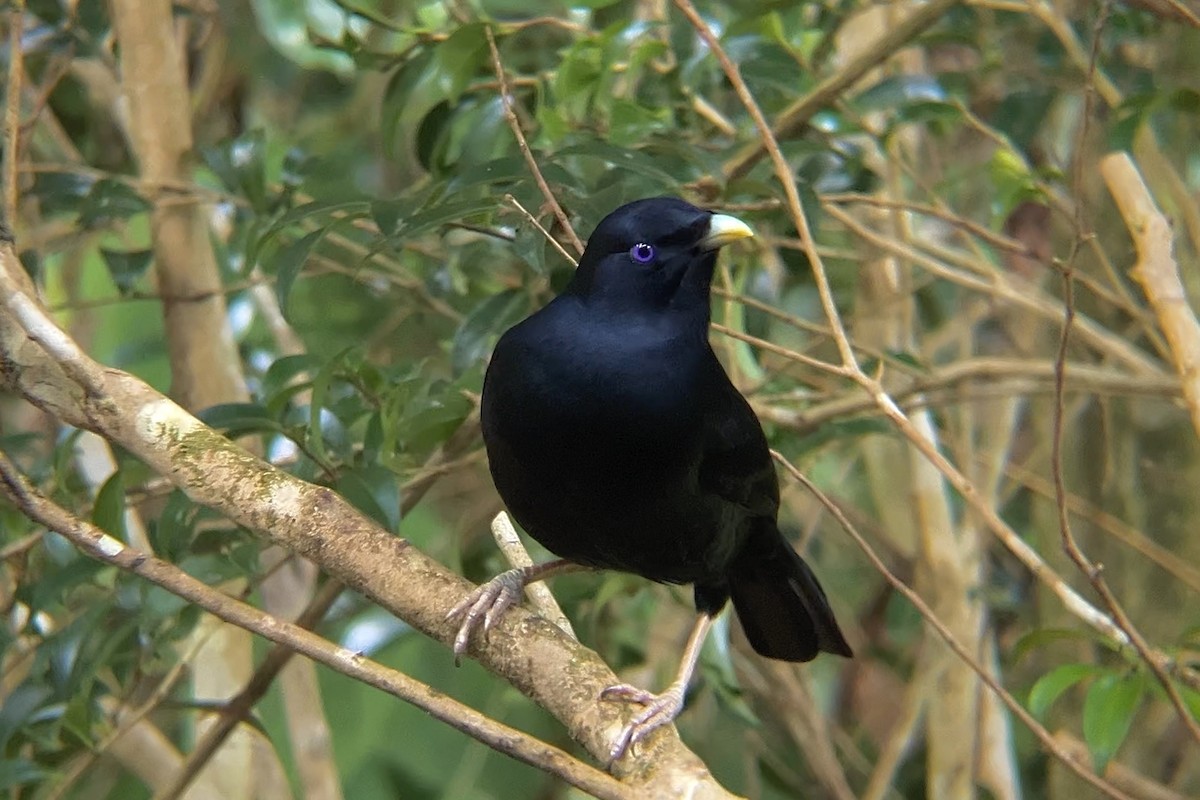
[{"left": 2, "top": 0, "right": 1199, "bottom": 798}]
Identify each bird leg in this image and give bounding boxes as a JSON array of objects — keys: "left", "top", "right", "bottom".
[
  {"left": 601, "top": 613, "right": 715, "bottom": 761},
  {"left": 446, "top": 559, "right": 580, "bottom": 664}
]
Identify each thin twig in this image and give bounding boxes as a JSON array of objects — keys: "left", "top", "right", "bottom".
[
  {"left": 485, "top": 26, "right": 584, "bottom": 256},
  {"left": 506, "top": 194, "right": 578, "bottom": 267},
  {"left": 46, "top": 631, "right": 215, "bottom": 800},
  {"left": 772, "top": 453, "right": 1135, "bottom": 800},
  {"left": 3, "top": 0, "right": 25, "bottom": 229},
  {"left": 673, "top": 0, "right": 856, "bottom": 370},
  {"left": 0, "top": 530, "right": 43, "bottom": 560},
  {"left": 1052, "top": 5, "right": 1200, "bottom": 748},
  {"left": 821, "top": 203, "right": 1164, "bottom": 376},
  {"left": 0, "top": 452, "right": 632, "bottom": 800},
  {"left": 1026, "top": 0, "right": 1200, "bottom": 259},
  {"left": 490, "top": 511, "right": 576, "bottom": 640},
  {"left": 672, "top": 0, "right": 1200, "bottom": 698},
  {"left": 763, "top": 357, "right": 1179, "bottom": 434},
  {"left": 162, "top": 412, "right": 485, "bottom": 796},
  {"left": 711, "top": 322, "right": 850, "bottom": 378},
  {"left": 157, "top": 580, "right": 344, "bottom": 800},
  {"left": 1053, "top": 731, "right": 1192, "bottom": 800},
  {"left": 861, "top": 650, "right": 936, "bottom": 800},
  {"left": 723, "top": 0, "right": 962, "bottom": 180},
  {"left": 1005, "top": 461, "right": 1200, "bottom": 594}
]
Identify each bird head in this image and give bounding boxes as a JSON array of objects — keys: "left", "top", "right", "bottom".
[{"left": 566, "top": 197, "right": 753, "bottom": 311}]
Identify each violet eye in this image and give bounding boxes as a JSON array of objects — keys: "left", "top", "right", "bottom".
[{"left": 629, "top": 243, "right": 656, "bottom": 264}]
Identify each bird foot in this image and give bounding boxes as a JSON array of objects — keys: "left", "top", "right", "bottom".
[
  {"left": 445, "top": 567, "right": 528, "bottom": 664},
  {"left": 600, "top": 681, "right": 686, "bottom": 762}
]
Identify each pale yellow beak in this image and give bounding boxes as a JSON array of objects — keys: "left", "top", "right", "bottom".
[{"left": 701, "top": 213, "right": 754, "bottom": 250}]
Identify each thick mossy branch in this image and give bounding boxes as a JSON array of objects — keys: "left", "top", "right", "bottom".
[{"left": 0, "top": 240, "right": 736, "bottom": 799}]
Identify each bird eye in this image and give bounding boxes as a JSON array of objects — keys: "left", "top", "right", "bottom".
[{"left": 629, "top": 243, "right": 656, "bottom": 264}]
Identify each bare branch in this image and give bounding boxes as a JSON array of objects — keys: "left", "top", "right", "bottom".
[
  {"left": 773, "top": 454, "right": 1136, "bottom": 800},
  {"left": 486, "top": 26, "right": 584, "bottom": 256},
  {"left": 0, "top": 234, "right": 736, "bottom": 798},
  {"left": 1101, "top": 153, "right": 1200, "bottom": 439},
  {"left": 3, "top": 1, "right": 24, "bottom": 229},
  {"left": 723, "top": 0, "right": 962, "bottom": 180},
  {"left": 491, "top": 511, "right": 577, "bottom": 640},
  {"left": 0, "top": 452, "right": 634, "bottom": 800}
]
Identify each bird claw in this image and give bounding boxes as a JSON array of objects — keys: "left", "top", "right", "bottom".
[
  {"left": 601, "top": 682, "right": 687, "bottom": 762},
  {"left": 445, "top": 568, "right": 527, "bottom": 664}
]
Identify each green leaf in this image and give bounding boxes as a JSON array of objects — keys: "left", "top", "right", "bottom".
[
  {"left": 26, "top": 0, "right": 68, "bottom": 25},
  {"left": 250, "top": 199, "right": 370, "bottom": 267},
  {"left": 447, "top": 156, "right": 581, "bottom": 194},
  {"left": 854, "top": 75, "right": 946, "bottom": 113},
  {"left": 202, "top": 130, "right": 269, "bottom": 209},
  {"left": 1011, "top": 627, "right": 1097, "bottom": 663},
  {"left": 248, "top": 0, "right": 354, "bottom": 73},
  {"left": 590, "top": 573, "right": 641, "bottom": 618},
  {"left": 1082, "top": 672, "right": 1145, "bottom": 772},
  {"left": 451, "top": 289, "right": 527, "bottom": 375},
  {"left": 92, "top": 471, "right": 127, "bottom": 539},
  {"left": 555, "top": 39, "right": 604, "bottom": 120},
  {"left": 0, "top": 758, "right": 46, "bottom": 791},
  {"left": 895, "top": 100, "right": 964, "bottom": 131},
  {"left": 789, "top": 417, "right": 892, "bottom": 455},
  {"left": 1167, "top": 87, "right": 1200, "bottom": 114},
  {"left": 432, "top": 23, "right": 488, "bottom": 103},
  {"left": 381, "top": 47, "right": 440, "bottom": 159},
  {"left": 141, "top": 583, "right": 190, "bottom": 621},
  {"left": 77, "top": 179, "right": 150, "bottom": 228},
  {"left": 991, "top": 87, "right": 1055, "bottom": 150},
  {"left": 336, "top": 465, "right": 402, "bottom": 532},
  {"left": 884, "top": 349, "right": 929, "bottom": 372},
  {"left": 388, "top": 197, "right": 500, "bottom": 243},
  {"left": 261, "top": 354, "right": 321, "bottom": 407},
  {"left": 401, "top": 387, "right": 474, "bottom": 457},
  {"left": 52, "top": 609, "right": 131, "bottom": 697},
  {"left": 99, "top": 248, "right": 154, "bottom": 295},
  {"left": 179, "top": 553, "right": 249, "bottom": 585},
  {"left": 0, "top": 684, "right": 53, "bottom": 752},
  {"left": 29, "top": 171, "right": 94, "bottom": 215},
  {"left": 26, "top": 557, "right": 104, "bottom": 613},
  {"left": 556, "top": 140, "right": 679, "bottom": 186},
  {"left": 989, "top": 147, "right": 1045, "bottom": 217},
  {"left": 305, "top": 349, "right": 354, "bottom": 467},
  {"left": 199, "top": 403, "right": 282, "bottom": 437},
  {"left": 1028, "top": 662, "right": 1101, "bottom": 720},
  {"left": 154, "top": 490, "right": 198, "bottom": 561},
  {"left": 273, "top": 227, "right": 333, "bottom": 317},
  {"left": 511, "top": 222, "right": 552, "bottom": 275},
  {"left": 370, "top": 198, "right": 412, "bottom": 238}
]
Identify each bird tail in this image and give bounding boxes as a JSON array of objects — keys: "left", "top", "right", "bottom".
[{"left": 727, "top": 524, "right": 853, "bottom": 662}]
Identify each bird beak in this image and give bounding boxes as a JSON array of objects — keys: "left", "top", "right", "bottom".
[{"left": 701, "top": 213, "right": 754, "bottom": 250}]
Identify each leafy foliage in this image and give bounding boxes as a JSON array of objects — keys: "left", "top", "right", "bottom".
[{"left": 3, "top": 0, "right": 1200, "bottom": 798}]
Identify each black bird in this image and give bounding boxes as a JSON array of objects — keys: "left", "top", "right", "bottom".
[{"left": 449, "top": 197, "right": 852, "bottom": 760}]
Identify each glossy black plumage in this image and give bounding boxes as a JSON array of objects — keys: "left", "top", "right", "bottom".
[{"left": 479, "top": 197, "right": 852, "bottom": 663}]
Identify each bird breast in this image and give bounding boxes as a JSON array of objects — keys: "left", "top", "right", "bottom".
[
  {"left": 543, "top": 315, "right": 703, "bottom": 431},
  {"left": 486, "top": 307, "right": 708, "bottom": 470}
]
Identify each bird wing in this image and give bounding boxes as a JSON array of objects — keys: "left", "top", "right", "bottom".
[{"left": 696, "top": 359, "right": 780, "bottom": 519}]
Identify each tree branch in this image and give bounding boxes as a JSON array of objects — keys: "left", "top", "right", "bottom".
[
  {"left": 722, "top": 0, "right": 961, "bottom": 180},
  {"left": 1100, "top": 152, "right": 1200, "bottom": 439},
  {"left": 773, "top": 454, "right": 1135, "bottom": 800},
  {"left": 0, "top": 451, "right": 631, "bottom": 800},
  {"left": 0, "top": 235, "right": 735, "bottom": 798}
]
